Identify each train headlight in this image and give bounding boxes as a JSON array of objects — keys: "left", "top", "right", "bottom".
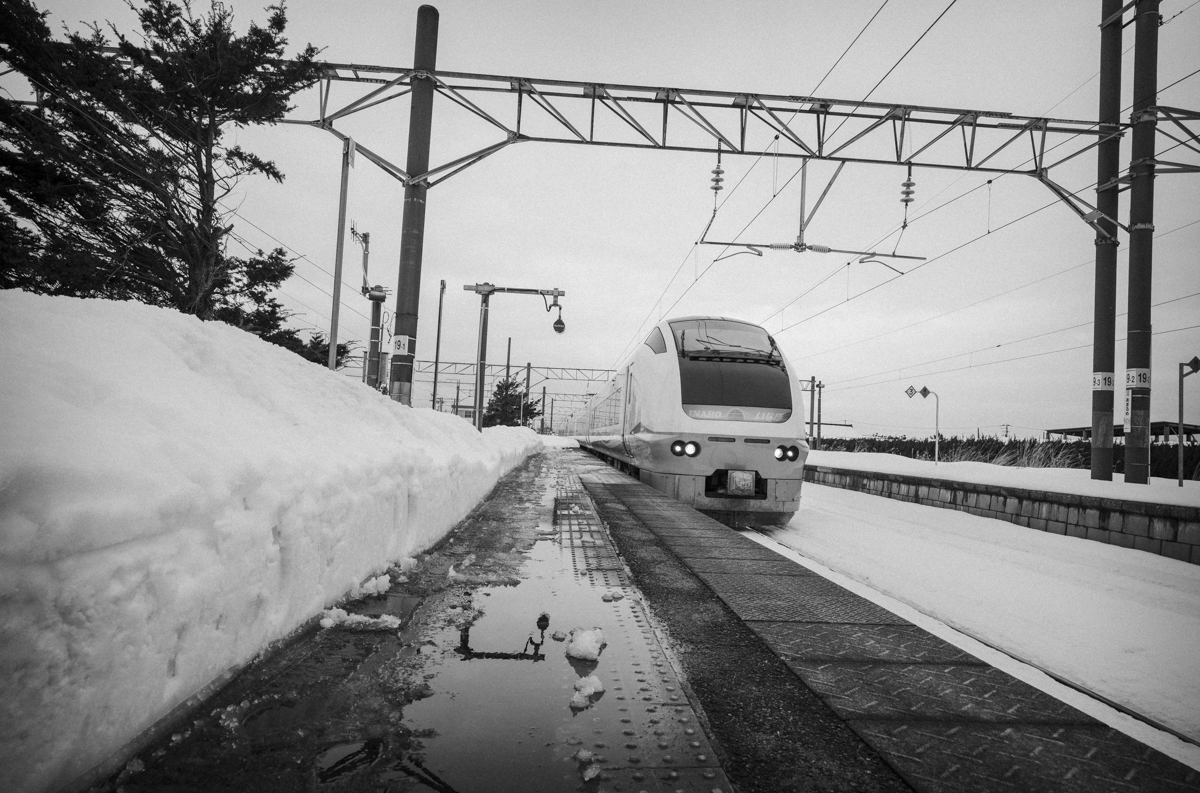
[
  {"left": 785, "top": 445, "right": 800, "bottom": 461},
  {"left": 683, "top": 441, "right": 701, "bottom": 457},
  {"left": 670, "top": 440, "right": 686, "bottom": 456},
  {"left": 774, "top": 445, "right": 786, "bottom": 460}
]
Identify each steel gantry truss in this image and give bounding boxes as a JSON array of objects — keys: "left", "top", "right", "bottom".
[
  {"left": 413, "top": 360, "right": 613, "bottom": 385},
  {"left": 282, "top": 61, "right": 1196, "bottom": 244},
  {"left": 298, "top": 63, "right": 1116, "bottom": 179}
]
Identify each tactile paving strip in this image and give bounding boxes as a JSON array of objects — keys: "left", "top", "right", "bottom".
[{"left": 553, "top": 472, "right": 735, "bottom": 793}]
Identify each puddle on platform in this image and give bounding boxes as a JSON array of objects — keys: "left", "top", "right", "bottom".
[{"left": 400, "top": 531, "right": 723, "bottom": 793}]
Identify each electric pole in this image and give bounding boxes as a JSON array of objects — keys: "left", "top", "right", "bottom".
[
  {"left": 431, "top": 279, "right": 445, "bottom": 408},
  {"left": 328, "top": 137, "right": 351, "bottom": 370},
  {"left": 388, "top": 5, "right": 438, "bottom": 404},
  {"left": 1124, "top": 0, "right": 1161, "bottom": 484},
  {"left": 1090, "top": 0, "right": 1123, "bottom": 480}
]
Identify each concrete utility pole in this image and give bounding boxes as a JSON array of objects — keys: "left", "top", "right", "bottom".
[
  {"left": 388, "top": 4, "right": 439, "bottom": 404},
  {"left": 816, "top": 381, "right": 824, "bottom": 451},
  {"left": 1124, "top": 0, "right": 1161, "bottom": 484},
  {"left": 328, "top": 137, "right": 352, "bottom": 370},
  {"left": 431, "top": 279, "right": 446, "bottom": 408},
  {"left": 1090, "top": 0, "right": 1123, "bottom": 480},
  {"left": 808, "top": 377, "right": 816, "bottom": 442},
  {"left": 540, "top": 386, "right": 547, "bottom": 433},
  {"left": 1181, "top": 357, "right": 1200, "bottom": 487},
  {"left": 520, "top": 362, "right": 531, "bottom": 425},
  {"left": 505, "top": 338, "right": 512, "bottom": 382}
]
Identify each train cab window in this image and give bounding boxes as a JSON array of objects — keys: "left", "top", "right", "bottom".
[{"left": 644, "top": 327, "right": 668, "bottom": 354}]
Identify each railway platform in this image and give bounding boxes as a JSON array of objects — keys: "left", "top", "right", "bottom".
[{"left": 97, "top": 446, "right": 1199, "bottom": 793}]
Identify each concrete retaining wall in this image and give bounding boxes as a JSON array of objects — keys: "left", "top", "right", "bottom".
[{"left": 802, "top": 464, "right": 1200, "bottom": 565}]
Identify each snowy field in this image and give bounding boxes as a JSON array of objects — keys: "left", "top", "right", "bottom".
[
  {"left": 0, "top": 291, "right": 542, "bottom": 793},
  {"left": 765, "top": 481, "right": 1200, "bottom": 767},
  {"left": 807, "top": 449, "right": 1200, "bottom": 507}
]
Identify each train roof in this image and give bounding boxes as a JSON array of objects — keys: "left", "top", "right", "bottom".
[{"left": 657, "top": 315, "right": 765, "bottom": 328}]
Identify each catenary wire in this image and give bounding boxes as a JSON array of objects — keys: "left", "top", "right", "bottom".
[
  {"left": 827, "top": 323, "right": 1200, "bottom": 395},
  {"left": 831, "top": 290, "right": 1199, "bottom": 390},
  {"left": 788, "top": 217, "right": 1200, "bottom": 364}
]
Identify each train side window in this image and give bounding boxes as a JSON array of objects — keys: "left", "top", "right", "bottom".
[{"left": 644, "top": 327, "right": 667, "bottom": 354}]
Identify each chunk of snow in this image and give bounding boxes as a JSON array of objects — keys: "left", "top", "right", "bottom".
[
  {"left": 551, "top": 630, "right": 567, "bottom": 642},
  {"left": 565, "top": 628, "right": 607, "bottom": 661},
  {"left": 318, "top": 609, "right": 401, "bottom": 631},
  {"left": 574, "top": 675, "right": 604, "bottom": 696},
  {"left": 355, "top": 574, "right": 391, "bottom": 597}
]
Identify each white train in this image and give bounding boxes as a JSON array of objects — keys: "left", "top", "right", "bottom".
[{"left": 568, "top": 316, "right": 810, "bottom": 526}]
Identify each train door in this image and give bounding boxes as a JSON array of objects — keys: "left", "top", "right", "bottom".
[{"left": 620, "top": 364, "right": 634, "bottom": 456}]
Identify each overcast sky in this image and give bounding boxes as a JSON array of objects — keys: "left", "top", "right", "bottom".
[{"left": 21, "top": 0, "right": 1200, "bottom": 438}]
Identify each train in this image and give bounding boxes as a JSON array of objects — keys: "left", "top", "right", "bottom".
[{"left": 567, "top": 315, "right": 810, "bottom": 526}]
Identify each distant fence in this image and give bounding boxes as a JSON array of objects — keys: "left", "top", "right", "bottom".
[{"left": 816, "top": 436, "right": 1200, "bottom": 481}]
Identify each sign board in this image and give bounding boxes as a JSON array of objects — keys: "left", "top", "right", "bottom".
[
  {"left": 1125, "top": 368, "right": 1151, "bottom": 388},
  {"left": 1092, "top": 371, "right": 1115, "bottom": 391},
  {"left": 392, "top": 335, "right": 414, "bottom": 356},
  {"left": 727, "top": 470, "right": 756, "bottom": 496},
  {"left": 905, "top": 386, "right": 916, "bottom": 398}
]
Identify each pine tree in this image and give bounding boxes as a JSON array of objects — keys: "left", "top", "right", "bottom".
[
  {"left": 483, "top": 377, "right": 543, "bottom": 428},
  {"left": 0, "top": 0, "right": 322, "bottom": 338}
]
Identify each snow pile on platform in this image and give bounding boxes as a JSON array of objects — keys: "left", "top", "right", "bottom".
[
  {"left": 0, "top": 291, "right": 542, "bottom": 793},
  {"left": 806, "top": 450, "right": 1200, "bottom": 506},
  {"left": 318, "top": 608, "right": 401, "bottom": 631},
  {"left": 565, "top": 627, "right": 606, "bottom": 662},
  {"left": 779, "top": 484, "right": 1200, "bottom": 748}
]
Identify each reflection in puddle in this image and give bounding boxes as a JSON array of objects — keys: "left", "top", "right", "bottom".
[
  {"left": 315, "top": 738, "right": 382, "bottom": 783},
  {"left": 402, "top": 540, "right": 619, "bottom": 791}
]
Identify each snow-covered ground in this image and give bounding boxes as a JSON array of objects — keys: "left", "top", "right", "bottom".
[
  {"left": 767, "top": 480, "right": 1200, "bottom": 766},
  {"left": 807, "top": 450, "right": 1200, "bottom": 507},
  {"left": 0, "top": 291, "right": 542, "bottom": 793}
]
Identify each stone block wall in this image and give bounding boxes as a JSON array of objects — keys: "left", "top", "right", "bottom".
[{"left": 803, "top": 464, "right": 1200, "bottom": 565}]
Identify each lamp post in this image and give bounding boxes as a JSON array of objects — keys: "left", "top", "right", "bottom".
[
  {"left": 1180, "top": 356, "right": 1200, "bottom": 487},
  {"left": 464, "top": 283, "right": 566, "bottom": 432},
  {"left": 907, "top": 385, "right": 940, "bottom": 464}
]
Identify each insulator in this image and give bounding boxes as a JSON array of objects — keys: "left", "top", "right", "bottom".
[
  {"left": 768, "top": 242, "right": 793, "bottom": 250},
  {"left": 807, "top": 244, "right": 831, "bottom": 253},
  {"left": 711, "top": 176, "right": 724, "bottom": 184},
  {"left": 901, "top": 180, "right": 915, "bottom": 188},
  {"left": 712, "top": 167, "right": 724, "bottom": 176},
  {"left": 711, "top": 184, "right": 724, "bottom": 191},
  {"left": 900, "top": 197, "right": 914, "bottom": 204}
]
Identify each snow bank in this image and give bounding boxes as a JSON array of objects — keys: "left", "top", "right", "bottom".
[
  {"left": 808, "top": 450, "right": 1200, "bottom": 508},
  {"left": 0, "top": 291, "right": 542, "bottom": 793}
]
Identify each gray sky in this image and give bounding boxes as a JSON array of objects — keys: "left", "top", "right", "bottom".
[{"left": 23, "top": 0, "right": 1200, "bottom": 437}]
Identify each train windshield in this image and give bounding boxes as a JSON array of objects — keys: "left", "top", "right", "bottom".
[
  {"left": 669, "top": 318, "right": 780, "bottom": 362},
  {"left": 668, "top": 319, "right": 792, "bottom": 423}
]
